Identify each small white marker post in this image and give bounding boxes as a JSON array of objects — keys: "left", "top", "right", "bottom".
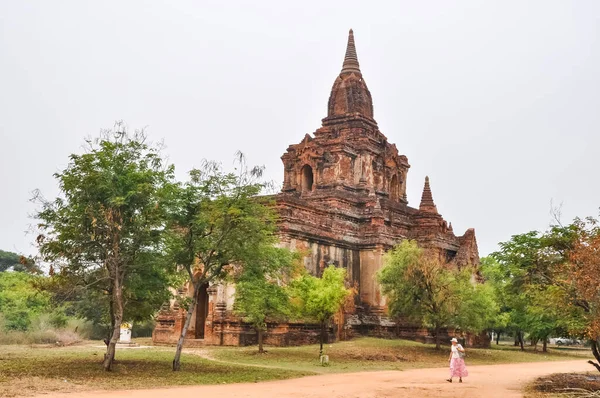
[{"left": 118, "top": 322, "right": 137, "bottom": 346}]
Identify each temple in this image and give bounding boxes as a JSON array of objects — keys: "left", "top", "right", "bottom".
[{"left": 153, "top": 30, "right": 480, "bottom": 347}]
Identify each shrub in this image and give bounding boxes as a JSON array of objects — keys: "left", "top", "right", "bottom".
[
  {"left": 4, "top": 309, "right": 32, "bottom": 331},
  {"left": 67, "top": 318, "right": 94, "bottom": 339},
  {"left": 132, "top": 320, "right": 155, "bottom": 338},
  {"left": 0, "top": 328, "right": 82, "bottom": 345},
  {"left": 49, "top": 311, "right": 69, "bottom": 328}
]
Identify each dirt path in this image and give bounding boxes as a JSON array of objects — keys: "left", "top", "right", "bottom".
[{"left": 37, "top": 360, "right": 591, "bottom": 398}]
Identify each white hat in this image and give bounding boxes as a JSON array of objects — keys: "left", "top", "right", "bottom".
[{"left": 450, "top": 338, "right": 458, "bottom": 342}]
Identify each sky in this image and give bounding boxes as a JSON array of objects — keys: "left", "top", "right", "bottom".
[{"left": 1, "top": 0, "right": 599, "bottom": 258}]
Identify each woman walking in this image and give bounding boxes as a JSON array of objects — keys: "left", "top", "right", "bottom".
[{"left": 447, "top": 337, "right": 468, "bottom": 383}]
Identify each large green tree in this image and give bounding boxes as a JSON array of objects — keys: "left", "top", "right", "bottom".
[
  {"left": 490, "top": 231, "right": 567, "bottom": 351},
  {"left": 378, "top": 240, "right": 496, "bottom": 350},
  {"left": 289, "top": 265, "right": 351, "bottom": 357},
  {"left": 166, "top": 154, "right": 279, "bottom": 371},
  {"left": 35, "top": 126, "right": 175, "bottom": 371}
]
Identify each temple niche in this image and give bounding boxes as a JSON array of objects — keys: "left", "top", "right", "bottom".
[{"left": 153, "top": 30, "right": 481, "bottom": 347}]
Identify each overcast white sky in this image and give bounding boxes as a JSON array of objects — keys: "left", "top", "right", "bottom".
[{"left": 1, "top": 0, "right": 599, "bottom": 258}]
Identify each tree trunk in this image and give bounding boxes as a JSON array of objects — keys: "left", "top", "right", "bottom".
[
  {"left": 519, "top": 331, "right": 525, "bottom": 351},
  {"left": 103, "top": 273, "right": 123, "bottom": 371},
  {"left": 319, "top": 320, "right": 326, "bottom": 357},
  {"left": 172, "top": 283, "right": 199, "bottom": 371},
  {"left": 104, "top": 295, "right": 117, "bottom": 361},
  {"left": 496, "top": 332, "right": 500, "bottom": 345},
  {"left": 588, "top": 339, "right": 600, "bottom": 373},
  {"left": 435, "top": 326, "right": 441, "bottom": 350},
  {"left": 542, "top": 338, "right": 548, "bottom": 353},
  {"left": 514, "top": 333, "right": 520, "bottom": 346},
  {"left": 531, "top": 338, "right": 538, "bottom": 351},
  {"left": 257, "top": 327, "right": 264, "bottom": 354}
]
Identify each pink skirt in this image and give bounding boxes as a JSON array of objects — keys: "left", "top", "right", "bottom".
[{"left": 449, "top": 357, "right": 468, "bottom": 378}]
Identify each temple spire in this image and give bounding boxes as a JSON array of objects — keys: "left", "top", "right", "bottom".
[
  {"left": 341, "top": 29, "right": 361, "bottom": 74},
  {"left": 419, "top": 176, "right": 438, "bottom": 213}
]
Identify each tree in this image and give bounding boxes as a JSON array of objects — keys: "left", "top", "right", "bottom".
[
  {"left": 39, "top": 254, "right": 173, "bottom": 345},
  {"left": 562, "top": 217, "right": 600, "bottom": 372},
  {"left": 491, "top": 231, "right": 567, "bottom": 352},
  {"left": 378, "top": 240, "right": 456, "bottom": 350},
  {"left": 167, "top": 154, "right": 279, "bottom": 371},
  {"left": 378, "top": 240, "right": 493, "bottom": 350},
  {"left": 479, "top": 256, "right": 511, "bottom": 344},
  {"left": 0, "top": 249, "right": 40, "bottom": 273},
  {"left": 233, "top": 246, "right": 296, "bottom": 353},
  {"left": 35, "top": 125, "right": 175, "bottom": 371},
  {"left": 0, "top": 272, "right": 51, "bottom": 331},
  {"left": 486, "top": 213, "right": 600, "bottom": 364},
  {"left": 289, "top": 265, "right": 351, "bottom": 357},
  {"left": 454, "top": 271, "right": 499, "bottom": 337}
]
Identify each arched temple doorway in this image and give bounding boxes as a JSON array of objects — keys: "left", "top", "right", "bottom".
[
  {"left": 301, "top": 164, "right": 314, "bottom": 192},
  {"left": 390, "top": 174, "right": 399, "bottom": 201},
  {"left": 195, "top": 283, "right": 209, "bottom": 339}
]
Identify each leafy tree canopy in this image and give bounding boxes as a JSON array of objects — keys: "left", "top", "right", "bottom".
[
  {"left": 0, "top": 249, "right": 40, "bottom": 273},
  {"left": 167, "top": 154, "right": 282, "bottom": 369},
  {"left": 289, "top": 265, "right": 351, "bottom": 356},
  {"left": 0, "top": 272, "right": 51, "bottom": 331},
  {"left": 34, "top": 125, "right": 176, "bottom": 371},
  {"left": 379, "top": 240, "right": 497, "bottom": 349}
]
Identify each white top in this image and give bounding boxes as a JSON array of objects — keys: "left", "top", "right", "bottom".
[{"left": 451, "top": 344, "right": 464, "bottom": 359}]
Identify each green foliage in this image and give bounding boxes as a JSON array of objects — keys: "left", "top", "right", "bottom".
[
  {"left": 489, "top": 230, "right": 571, "bottom": 348},
  {"left": 0, "top": 250, "right": 21, "bottom": 272},
  {"left": 289, "top": 265, "right": 351, "bottom": 324},
  {"left": 455, "top": 272, "right": 499, "bottom": 333},
  {"left": 234, "top": 246, "right": 295, "bottom": 333},
  {"left": 480, "top": 256, "right": 512, "bottom": 336},
  {"left": 166, "top": 154, "right": 279, "bottom": 288},
  {"left": 378, "top": 240, "right": 497, "bottom": 348},
  {"left": 379, "top": 241, "right": 457, "bottom": 344},
  {"left": 0, "top": 249, "right": 40, "bottom": 273},
  {"left": 34, "top": 125, "right": 177, "bottom": 370},
  {"left": 167, "top": 153, "right": 284, "bottom": 368},
  {"left": 0, "top": 272, "right": 51, "bottom": 331},
  {"left": 289, "top": 265, "right": 351, "bottom": 356}
]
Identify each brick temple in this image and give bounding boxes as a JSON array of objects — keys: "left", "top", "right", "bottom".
[{"left": 153, "top": 30, "right": 480, "bottom": 347}]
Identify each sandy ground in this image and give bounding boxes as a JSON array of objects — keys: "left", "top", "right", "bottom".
[{"left": 37, "top": 360, "right": 592, "bottom": 398}]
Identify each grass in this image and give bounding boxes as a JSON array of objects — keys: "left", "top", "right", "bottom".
[
  {"left": 0, "top": 343, "right": 309, "bottom": 397},
  {"left": 0, "top": 338, "right": 593, "bottom": 397},
  {"left": 207, "top": 337, "right": 593, "bottom": 374},
  {"left": 526, "top": 372, "right": 600, "bottom": 398}
]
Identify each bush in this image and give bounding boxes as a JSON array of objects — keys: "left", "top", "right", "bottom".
[
  {"left": 132, "top": 320, "right": 155, "bottom": 338},
  {"left": 4, "top": 309, "right": 32, "bottom": 331},
  {"left": 67, "top": 318, "right": 94, "bottom": 339},
  {"left": 49, "top": 311, "right": 69, "bottom": 328},
  {"left": 0, "top": 312, "right": 86, "bottom": 345},
  {"left": 0, "top": 328, "right": 82, "bottom": 345}
]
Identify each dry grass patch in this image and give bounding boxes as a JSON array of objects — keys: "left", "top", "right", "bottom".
[
  {"left": 530, "top": 373, "right": 600, "bottom": 397},
  {"left": 0, "top": 343, "right": 308, "bottom": 397}
]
